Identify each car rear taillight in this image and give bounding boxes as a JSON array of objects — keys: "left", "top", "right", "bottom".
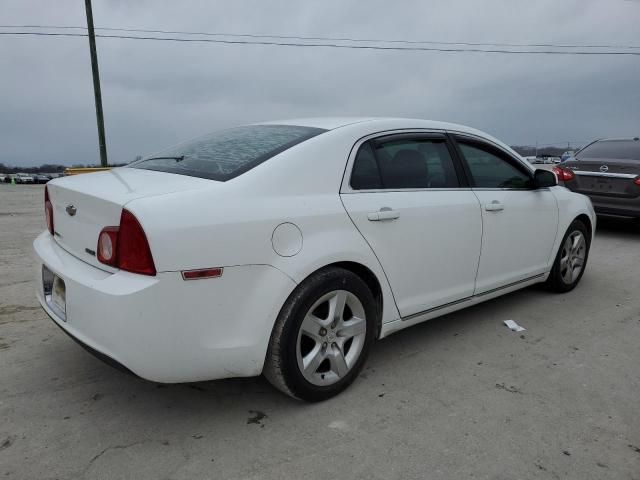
[
  {"left": 96, "top": 209, "right": 156, "bottom": 276},
  {"left": 553, "top": 166, "right": 575, "bottom": 182},
  {"left": 118, "top": 210, "right": 156, "bottom": 276},
  {"left": 44, "top": 186, "right": 54, "bottom": 235},
  {"left": 634, "top": 176, "right": 640, "bottom": 186}
]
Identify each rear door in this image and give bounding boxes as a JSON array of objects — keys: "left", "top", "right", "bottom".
[
  {"left": 452, "top": 135, "right": 559, "bottom": 294},
  {"left": 340, "top": 132, "right": 482, "bottom": 318}
]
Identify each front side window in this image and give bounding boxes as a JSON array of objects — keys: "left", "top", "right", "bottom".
[
  {"left": 458, "top": 141, "right": 531, "bottom": 189},
  {"left": 350, "top": 136, "right": 460, "bottom": 190},
  {"left": 129, "top": 124, "right": 326, "bottom": 181}
]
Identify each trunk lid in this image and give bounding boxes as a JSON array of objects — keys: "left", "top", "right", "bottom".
[
  {"left": 47, "top": 168, "right": 215, "bottom": 269},
  {"left": 563, "top": 157, "right": 640, "bottom": 198}
]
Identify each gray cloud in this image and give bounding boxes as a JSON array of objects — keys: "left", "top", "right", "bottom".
[{"left": 1, "top": 0, "right": 639, "bottom": 166}]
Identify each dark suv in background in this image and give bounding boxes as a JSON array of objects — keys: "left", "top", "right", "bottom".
[{"left": 554, "top": 138, "right": 640, "bottom": 218}]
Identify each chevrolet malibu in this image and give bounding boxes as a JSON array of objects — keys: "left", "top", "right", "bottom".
[{"left": 35, "top": 118, "right": 595, "bottom": 401}]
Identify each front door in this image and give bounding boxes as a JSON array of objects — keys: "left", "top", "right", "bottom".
[{"left": 453, "top": 136, "right": 559, "bottom": 294}]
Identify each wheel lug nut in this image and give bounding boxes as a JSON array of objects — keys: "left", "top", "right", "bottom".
[
  {"left": 322, "top": 342, "right": 327, "bottom": 349},
  {"left": 319, "top": 328, "right": 327, "bottom": 336}
]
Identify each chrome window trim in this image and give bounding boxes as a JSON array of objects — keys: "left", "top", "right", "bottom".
[
  {"left": 470, "top": 187, "right": 546, "bottom": 192},
  {"left": 341, "top": 187, "right": 473, "bottom": 194},
  {"left": 572, "top": 170, "right": 639, "bottom": 179}
]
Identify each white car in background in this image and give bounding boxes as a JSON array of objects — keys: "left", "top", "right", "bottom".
[
  {"left": 34, "top": 118, "right": 595, "bottom": 401},
  {"left": 16, "top": 173, "right": 35, "bottom": 184}
]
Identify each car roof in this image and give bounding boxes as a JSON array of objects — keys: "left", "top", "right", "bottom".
[
  {"left": 256, "top": 117, "right": 521, "bottom": 166},
  {"left": 257, "top": 117, "right": 377, "bottom": 130},
  {"left": 257, "top": 117, "right": 490, "bottom": 136}
]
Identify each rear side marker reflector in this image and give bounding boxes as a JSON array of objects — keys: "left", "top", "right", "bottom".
[{"left": 181, "top": 268, "right": 224, "bottom": 281}]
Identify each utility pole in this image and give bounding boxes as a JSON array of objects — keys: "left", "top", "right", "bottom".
[{"left": 84, "top": 0, "right": 108, "bottom": 166}]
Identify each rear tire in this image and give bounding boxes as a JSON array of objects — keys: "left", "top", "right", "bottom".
[
  {"left": 545, "top": 219, "right": 590, "bottom": 293},
  {"left": 263, "top": 267, "right": 377, "bottom": 402}
]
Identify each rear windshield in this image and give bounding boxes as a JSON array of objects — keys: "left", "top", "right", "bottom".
[
  {"left": 578, "top": 140, "right": 640, "bottom": 160},
  {"left": 129, "top": 124, "right": 326, "bottom": 181}
]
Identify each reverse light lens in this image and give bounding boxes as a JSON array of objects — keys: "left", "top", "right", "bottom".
[
  {"left": 552, "top": 166, "right": 575, "bottom": 182},
  {"left": 97, "top": 227, "right": 119, "bottom": 266},
  {"left": 44, "top": 186, "right": 54, "bottom": 235}
]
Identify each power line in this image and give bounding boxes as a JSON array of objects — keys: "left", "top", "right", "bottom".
[
  {"left": 1, "top": 23, "right": 639, "bottom": 51},
  {"left": 2, "top": 30, "right": 640, "bottom": 56}
]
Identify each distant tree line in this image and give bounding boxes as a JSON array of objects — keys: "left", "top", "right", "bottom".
[
  {"left": 0, "top": 163, "right": 67, "bottom": 174},
  {"left": 511, "top": 146, "right": 577, "bottom": 157}
]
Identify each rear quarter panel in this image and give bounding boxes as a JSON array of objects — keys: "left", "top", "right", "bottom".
[{"left": 126, "top": 128, "right": 402, "bottom": 327}]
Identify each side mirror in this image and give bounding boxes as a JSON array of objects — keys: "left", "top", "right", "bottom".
[{"left": 533, "top": 169, "right": 557, "bottom": 188}]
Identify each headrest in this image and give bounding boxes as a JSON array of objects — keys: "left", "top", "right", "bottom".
[{"left": 381, "top": 149, "right": 428, "bottom": 188}]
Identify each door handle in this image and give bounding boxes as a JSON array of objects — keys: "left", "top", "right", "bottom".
[
  {"left": 367, "top": 208, "right": 400, "bottom": 221},
  {"left": 485, "top": 200, "right": 504, "bottom": 212}
]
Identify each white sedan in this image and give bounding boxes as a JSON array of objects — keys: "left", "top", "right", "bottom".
[{"left": 34, "top": 118, "right": 595, "bottom": 401}]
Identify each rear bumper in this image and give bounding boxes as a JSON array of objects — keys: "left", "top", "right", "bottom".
[
  {"left": 34, "top": 232, "right": 296, "bottom": 382},
  {"left": 43, "top": 306, "right": 135, "bottom": 376},
  {"left": 560, "top": 179, "right": 640, "bottom": 218},
  {"left": 587, "top": 195, "right": 640, "bottom": 218}
]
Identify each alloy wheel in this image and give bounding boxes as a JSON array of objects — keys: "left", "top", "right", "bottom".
[
  {"left": 296, "top": 290, "right": 367, "bottom": 386},
  {"left": 560, "top": 231, "right": 586, "bottom": 284}
]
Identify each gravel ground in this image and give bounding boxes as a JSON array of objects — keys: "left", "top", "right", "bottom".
[{"left": 1, "top": 183, "right": 639, "bottom": 480}]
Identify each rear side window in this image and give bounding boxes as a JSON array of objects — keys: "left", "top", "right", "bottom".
[
  {"left": 350, "top": 137, "right": 460, "bottom": 190},
  {"left": 578, "top": 140, "right": 640, "bottom": 160},
  {"left": 350, "top": 143, "right": 383, "bottom": 189},
  {"left": 457, "top": 141, "right": 531, "bottom": 189},
  {"left": 129, "top": 125, "right": 326, "bottom": 181}
]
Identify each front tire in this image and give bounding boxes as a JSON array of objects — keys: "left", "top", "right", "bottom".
[
  {"left": 545, "top": 219, "right": 590, "bottom": 292},
  {"left": 263, "top": 267, "right": 377, "bottom": 402}
]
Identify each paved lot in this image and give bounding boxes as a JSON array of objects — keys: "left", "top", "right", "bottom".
[{"left": 1, "top": 183, "right": 639, "bottom": 480}]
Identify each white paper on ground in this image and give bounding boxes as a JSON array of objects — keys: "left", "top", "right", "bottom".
[{"left": 503, "top": 319, "right": 526, "bottom": 332}]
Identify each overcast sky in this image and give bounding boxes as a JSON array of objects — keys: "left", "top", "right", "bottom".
[{"left": 2, "top": 0, "right": 639, "bottom": 167}]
